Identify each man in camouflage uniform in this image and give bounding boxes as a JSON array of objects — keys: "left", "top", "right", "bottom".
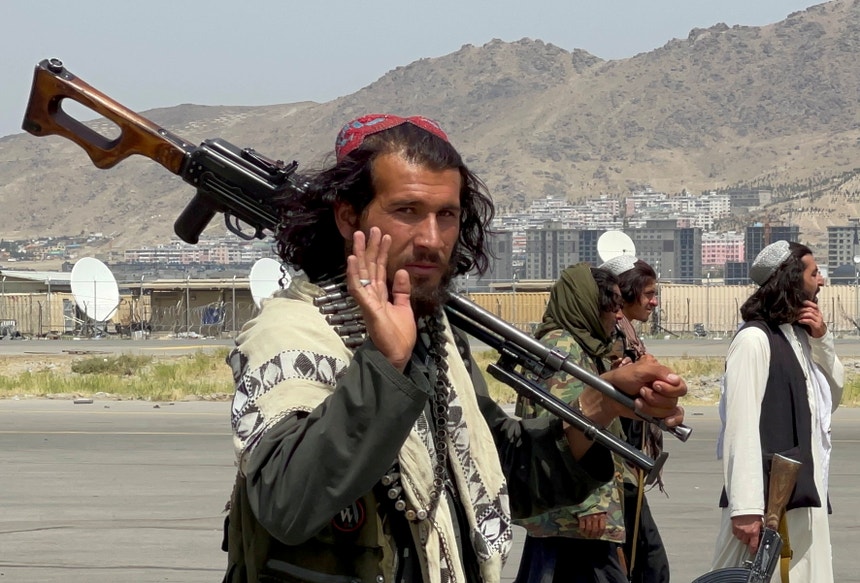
[
  {"left": 601, "top": 255, "right": 670, "bottom": 583},
  {"left": 514, "top": 263, "right": 632, "bottom": 583}
]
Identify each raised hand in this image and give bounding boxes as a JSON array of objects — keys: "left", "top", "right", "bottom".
[
  {"left": 346, "top": 227, "right": 416, "bottom": 371},
  {"left": 797, "top": 299, "right": 827, "bottom": 338}
]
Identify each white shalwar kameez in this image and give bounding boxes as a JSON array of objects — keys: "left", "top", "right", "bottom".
[{"left": 713, "top": 323, "right": 843, "bottom": 583}]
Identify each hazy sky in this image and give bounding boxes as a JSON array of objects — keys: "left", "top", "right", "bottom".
[{"left": 2, "top": 0, "right": 821, "bottom": 138}]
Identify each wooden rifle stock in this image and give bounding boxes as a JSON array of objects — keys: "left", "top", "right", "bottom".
[
  {"left": 22, "top": 58, "right": 299, "bottom": 244},
  {"left": 744, "top": 454, "right": 801, "bottom": 582},
  {"left": 765, "top": 454, "right": 801, "bottom": 531},
  {"left": 690, "top": 454, "right": 801, "bottom": 583},
  {"left": 22, "top": 58, "right": 193, "bottom": 173}
]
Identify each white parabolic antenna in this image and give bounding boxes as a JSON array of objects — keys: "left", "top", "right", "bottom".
[
  {"left": 597, "top": 230, "right": 637, "bottom": 262},
  {"left": 250, "top": 258, "right": 289, "bottom": 309},
  {"left": 70, "top": 257, "right": 120, "bottom": 322}
]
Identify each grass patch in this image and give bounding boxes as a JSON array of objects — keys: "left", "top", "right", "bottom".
[
  {"left": 473, "top": 350, "right": 518, "bottom": 404},
  {"left": 1, "top": 347, "right": 857, "bottom": 408},
  {"left": 0, "top": 349, "right": 234, "bottom": 402},
  {"left": 71, "top": 354, "right": 154, "bottom": 375},
  {"left": 658, "top": 356, "right": 725, "bottom": 379},
  {"left": 840, "top": 374, "right": 860, "bottom": 406}
]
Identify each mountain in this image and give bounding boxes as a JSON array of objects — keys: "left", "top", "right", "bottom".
[{"left": 2, "top": 0, "right": 860, "bottom": 252}]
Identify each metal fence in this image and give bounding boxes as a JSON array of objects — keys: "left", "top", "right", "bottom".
[
  {"left": 469, "top": 284, "right": 860, "bottom": 338},
  {"left": 0, "top": 291, "right": 260, "bottom": 339},
  {"left": 3, "top": 283, "right": 860, "bottom": 339}
]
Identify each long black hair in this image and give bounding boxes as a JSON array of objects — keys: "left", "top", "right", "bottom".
[
  {"left": 271, "top": 123, "right": 495, "bottom": 283},
  {"left": 740, "top": 242, "right": 814, "bottom": 325}
]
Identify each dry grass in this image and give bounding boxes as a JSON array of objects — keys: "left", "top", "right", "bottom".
[
  {"left": 1, "top": 348, "right": 857, "bottom": 408},
  {"left": 0, "top": 349, "right": 233, "bottom": 401},
  {"left": 473, "top": 350, "right": 519, "bottom": 404},
  {"left": 840, "top": 372, "right": 860, "bottom": 406},
  {"left": 658, "top": 357, "right": 725, "bottom": 380},
  {"left": 471, "top": 351, "right": 860, "bottom": 408}
]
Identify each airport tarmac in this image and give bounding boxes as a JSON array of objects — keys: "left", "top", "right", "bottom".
[
  {"left": 1, "top": 399, "right": 859, "bottom": 583},
  {"left": 4, "top": 334, "right": 860, "bottom": 358}
]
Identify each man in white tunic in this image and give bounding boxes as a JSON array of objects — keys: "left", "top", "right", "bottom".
[{"left": 712, "top": 240, "right": 843, "bottom": 583}]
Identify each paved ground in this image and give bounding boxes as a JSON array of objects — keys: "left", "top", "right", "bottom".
[
  {"left": 1, "top": 399, "right": 859, "bottom": 583},
  {"left": 0, "top": 337, "right": 234, "bottom": 357},
  {"left": 4, "top": 334, "right": 860, "bottom": 359},
  {"left": 2, "top": 335, "right": 859, "bottom": 581}
]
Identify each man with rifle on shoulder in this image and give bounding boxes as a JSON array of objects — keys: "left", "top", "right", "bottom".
[
  {"left": 20, "top": 60, "right": 688, "bottom": 583},
  {"left": 220, "top": 114, "right": 687, "bottom": 583}
]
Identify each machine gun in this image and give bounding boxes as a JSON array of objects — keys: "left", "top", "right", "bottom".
[
  {"left": 691, "top": 454, "right": 801, "bottom": 583},
  {"left": 21, "top": 58, "right": 691, "bottom": 476}
]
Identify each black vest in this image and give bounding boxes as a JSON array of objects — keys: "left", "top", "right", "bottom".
[{"left": 719, "top": 320, "right": 824, "bottom": 512}]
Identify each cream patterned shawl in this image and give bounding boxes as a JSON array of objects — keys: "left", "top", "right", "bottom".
[{"left": 227, "top": 276, "right": 512, "bottom": 583}]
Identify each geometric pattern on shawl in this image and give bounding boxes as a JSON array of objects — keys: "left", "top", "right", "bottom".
[
  {"left": 445, "top": 389, "right": 514, "bottom": 562},
  {"left": 394, "top": 318, "right": 511, "bottom": 583},
  {"left": 227, "top": 346, "right": 349, "bottom": 459},
  {"left": 403, "top": 379, "right": 513, "bottom": 583}
]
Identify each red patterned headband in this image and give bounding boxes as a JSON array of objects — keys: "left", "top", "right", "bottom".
[{"left": 335, "top": 113, "right": 449, "bottom": 162}]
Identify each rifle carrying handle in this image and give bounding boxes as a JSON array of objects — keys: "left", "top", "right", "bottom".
[
  {"left": 765, "top": 454, "right": 802, "bottom": 531},
  {"left": 21, "top": 58, "right": 191, "bottom": 173}
]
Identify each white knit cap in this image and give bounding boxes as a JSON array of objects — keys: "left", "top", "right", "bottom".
[
  {"left": 600, "top": 254, "right": 638, "bottom": 276},
  {"left": 749, "top": 240, "right": 791, "bottom": 285}
]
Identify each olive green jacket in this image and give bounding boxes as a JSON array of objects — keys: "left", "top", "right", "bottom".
[{"left": 223, "top": 326, "right": 614, "bottom": 583}]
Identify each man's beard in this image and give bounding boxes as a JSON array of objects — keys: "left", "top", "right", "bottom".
[
  {"left": 410, "top": 264, "right": 455, "bottom": 317},
  {"left": 802, "top": 286, "right": 820, "bottom": 303}
]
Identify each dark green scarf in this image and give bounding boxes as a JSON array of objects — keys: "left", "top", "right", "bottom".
[{"left": 534, "top": 263, "right": 615, "bottom": 358}]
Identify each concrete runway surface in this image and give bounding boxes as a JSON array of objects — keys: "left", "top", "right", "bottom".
[
  {"left": 2, "top": 336, "right": 860, "bottom": 581},
  {"left": 1, "top": 400, "right": 859, "bottom": 583},
  {"left": 3, "top": 334, "right": 860, "bottom": 358}
]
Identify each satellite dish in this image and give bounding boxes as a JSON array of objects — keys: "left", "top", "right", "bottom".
[
  {"left": 250, "top": 258, "right": 289, "bottom": 308},
  {"left": 597, "top": 230, "right": 636, "bottom": 262},
  {"left": 70, "top": 257, "right": 120, "bottom": 322}
]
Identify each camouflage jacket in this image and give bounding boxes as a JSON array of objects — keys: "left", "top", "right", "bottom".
[{"left": 514, "top": 329, "right": 627, "bottom": 543}]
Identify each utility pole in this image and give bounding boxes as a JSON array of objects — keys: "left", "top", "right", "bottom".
[
  {"left": 852, "top": 218, "right": 860, "bottom": 333},
  {"left": 706, "top": 272, "right": 711, "bottom": 335}
]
